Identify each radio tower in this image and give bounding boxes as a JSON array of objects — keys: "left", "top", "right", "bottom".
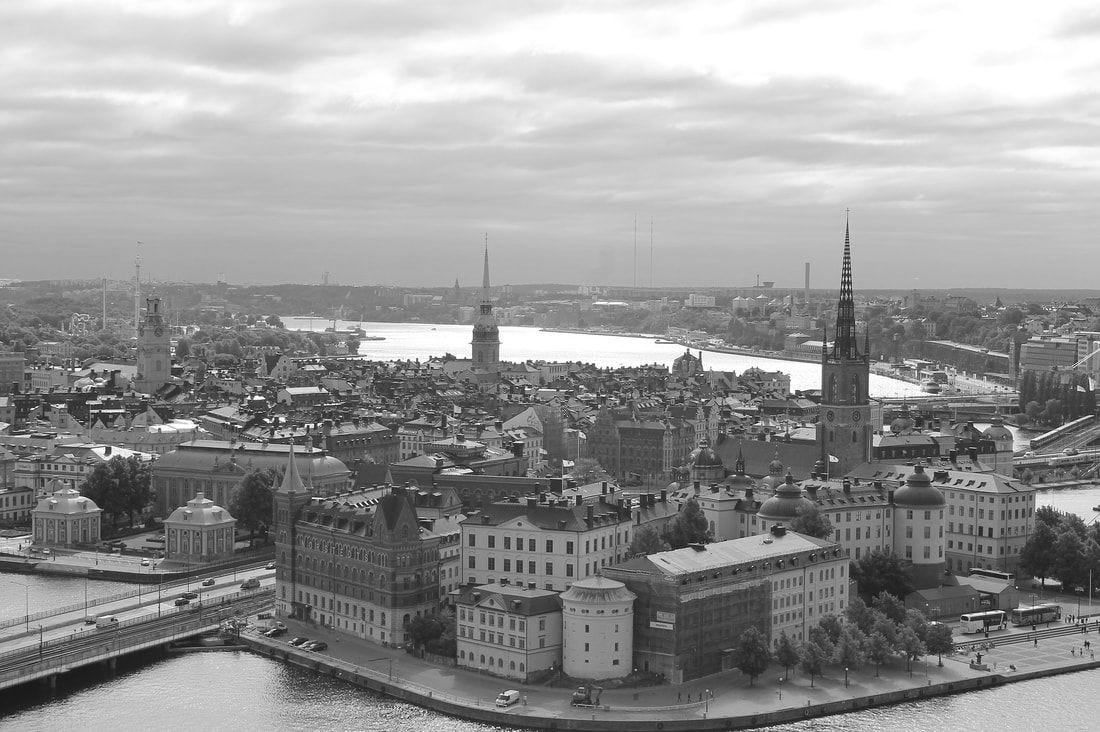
[{"left": 133, "top": 246, "right": 142, "bottom": 338}]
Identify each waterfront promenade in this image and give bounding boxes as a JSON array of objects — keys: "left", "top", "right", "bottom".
[{"left": 244, "top": 615, "right": 1100, "bottom": 731}]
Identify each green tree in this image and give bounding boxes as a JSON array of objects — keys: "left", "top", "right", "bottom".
[
  {"left": 904, "top": 608, "right": 930, "bottom": 643},
  {"left": 790, "top": 504, "right": 834, "bottom": 540},
  {"left": 807, "top": 625, "right": 836, "bottom": 659},
  {"left": 733, "top": 626, "right": 772, "bottom": 685},
  {"left": 1052, "top": 530, "right": 1088, "bottom": 589},
  {"left": 818, "top": 614, "right": 844, "bottom": 645},
  {"left": 800, "top": 640, "right": 829, "bottom": 688},
  {"left": 81, "top": 455, "right": 152, "bottom": 531},
  {"left": 1019, "top": 522, "right": 1058, "bottom": 586},
  {"left": 833, "top": 625, "right": 867, "bottom": 672},
  {"left": 774, "top": 631, "right": 801, "bottom": 681},
  {"left": 664, "top": 497, "right": 711, "bottom": 549},
  {"left": 230, "top": 468, "right": 277, "bottom": 547},
  {"left": 81, "top": 462, "right": 126, "bottom": 530},
  {"left": 924, "top": 623, "right": 954, "bottom": 666},
  {"left": 866, "top": 631, "right": 892, "bottom": 677},
  {"left": 628, "top": 524, "right": 670, "bottom": 557},
  {"left": 872, "top": 591, "right": 909, "bottom": 625},
  {"left": 175, "top": 338, "right": 191, "bottom": 359},
  {"left": 1035, "top": 505, "right": 1064, "bottom": 529},
  {"left": 853, "top": 550, "right": 915, "bottom": 603},
  {"left": 896, "top": 626, "right": 926, "bottom": 674},
  {"left": 844, "top": 596, "right": 877, "bottom": 635}
]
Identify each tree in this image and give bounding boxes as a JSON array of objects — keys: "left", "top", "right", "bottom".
[
  {"left": 807, "top": 625, "right": 836, "bottom": 659},
  {"left": 265, "top": 315, "right": 285, "bottom": 328},
  {"left": 844, "top": 596, "right": 877, "bottom": 635},
  {"left": 866, "top": 631, "right": 892, "bottom": 677},
  {"left": 924, "top": 623, "right": 954, "bottom": 666},
  {"left": 1035, "top": 505, "right": 1064, "bottom": 529},
  {"left": 833, "top": 625, "right": 867, "bottom": 673},
  {"left": 800, "top": 640, "right": 829, "bottom": 688},
  {"left": 790, "top": 504, "right": 834, "bottom": 540},
  {"left": 872, "top": 591, "right": 909, "bottom": 625},
  {"left": 569, "top": 458, "right": 609, "bottom": 484},
  {"left": 230, "top": 469, "right": 277, "bottom": 547},
  {"left": 818, "top": 614, "right": 844, "bottom": 645},
  {"left": 774, "top": 631, "right": 801, "bottom": 681},
  {"left": 1019, "top": 522, "right": 1058, "bottom": 586},
  {"left": 896, "top": 626, "right": 926, "bottom": 674},
  {"left": 852, "top": 550, "right": 915, "bottom": 603},
  {"left": 664, "top": 497, "right": 711, "bottom": 549},
  {"left": 175, "top": 338, "right": 191, "bottom": 359},
  {"left": 628, "top": 525, "right": 670, "bottom": 557},
  {"left": 406, "top": 612, "right": 456, "bottom": 657},
  {"left": 904, "top": 608, "right": 930, "bottom": 643},
  {"left": 81, "top": 455, "right": 152, "bottom": 531},
  {"left": 733, "top": 626, "right": 772, "bottom": 685},
  {"left": 1052, "top": 530, "right": 1088, "bottom": 590}
]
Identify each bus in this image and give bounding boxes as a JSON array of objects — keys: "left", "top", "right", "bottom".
[
  {"left": 960, "top": 610, "right": 1007, "bottom": 634},
  {"left": 968, "top": 569, "right": 1015, "bottom": 582},
  {"left": 1010, "top": 604, "right": 1062, "bottom": 626}
]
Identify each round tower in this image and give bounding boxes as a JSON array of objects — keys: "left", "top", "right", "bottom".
[
  {"left": 891, "top": 462, "right": 946, "bottom": 590},
  {"left": 560, "top": 576, "right": 636, "bottom": 680}
]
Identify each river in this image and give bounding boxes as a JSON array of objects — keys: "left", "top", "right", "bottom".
[{"left": 2, "top": 321, "right": 1096, "bottom": 729}]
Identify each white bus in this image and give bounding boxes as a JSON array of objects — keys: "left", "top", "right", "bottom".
[
  {"left": 960, "top": 610, "right": 1007, "bottom": 634},
  {"left": 1010, "top": 604, "right": 1062, "bottom": 626}
]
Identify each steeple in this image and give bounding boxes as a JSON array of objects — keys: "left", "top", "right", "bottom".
[
  {"left": 482, "top": 236, "right": 491, "bottom": 294},
  {"left": 831, "top": 212, "right": 860, "bottom": 361},
  {"left": 277, "top": 442, "right": 307, "bottom": 495}
]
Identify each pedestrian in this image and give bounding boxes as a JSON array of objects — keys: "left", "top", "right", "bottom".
[
  {"left": 1034, "top": 637, "right": 1039, "bottom": 647},
  {"left": 1071, "top": 648, "right": 1075, "bottom": 656},
  {"left": 678, "top": 692, "right": 682, "bottom": 702}
]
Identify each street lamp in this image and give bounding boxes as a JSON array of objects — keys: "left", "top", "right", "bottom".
[{"left": 845, "top": 666, "right": 849, "bottom": 688}]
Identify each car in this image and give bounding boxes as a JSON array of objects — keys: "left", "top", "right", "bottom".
[
  {"left": 288, "top": 637, "right": 310, "bottom": 646},
  {"left": 303, "top": 641, "right": 327, "bottom": 652},
  {"left": 265, "top": 562, "right": 276, "bottom": 570},
  {"left": 1063, "top": 448, "right": 1080, "bottom": 456},
  {"left": 84, "top": 617, "right": 97, "bottom": 625},
  {"left": 201, "top": 578, "right": 215, "bottom": 587},
  {"left": 174, "top": 597, "right": 190, "bottom": 606},
  {"left": 140, "top": 559, "right": 150, "bottom": 566},
  {"left": 181, "top": 591, "right": 198, "bottom": 600},
  {"left": 264, "top": 627, "right": 287, "bottom": 638}
]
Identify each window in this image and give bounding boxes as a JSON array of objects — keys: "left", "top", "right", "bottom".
[
  {"left": 545, "top": 562, "right": 553, "bottom": 575},
  {"left": 468, "top": 534, "right": 475, "bottom": 547},
  {"left": 504, "top": 537, "right": 511, "bottom": 550},
  {"left": 487, "top": 558, "right": 495, "bottom": 571},
  {"left": 468, "top": 556, "right": 476, "bottom": 569},
  {"left": 566, "top": 541, "right": 574, "bottom": 554},
  {"left": 546, "top": 540, "right": 554, "bottom": 553},
  {"left": 528, "top": 539, "right": 536, "bottom": 551},
  {"left": 488, "top": 535, "right": 496, "bottom": 549},
  {"left": 504, "top": 559, "right": 511, "bottom": 572}
]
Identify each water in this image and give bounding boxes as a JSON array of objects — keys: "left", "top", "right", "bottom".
[{"left": 2, "top": 324, "right": 1092, "bottom": 729}]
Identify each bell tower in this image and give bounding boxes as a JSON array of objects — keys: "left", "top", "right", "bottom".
[
  {"left": 471, "top": 238, "right": 500, "bottom": 371},
  {"left": 818, "top": 216, "right": 872, "bottom": 476},
  {"left": 134, "top": 297, "right": 171, "bottom": 394}
]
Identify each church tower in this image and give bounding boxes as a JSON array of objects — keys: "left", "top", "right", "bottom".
[
  {"left": 818, "top": 217, "right": 872, "bottom": 476},
  {"left": 134, "top": 297, "right": 171, "bottom": 394},
  {"left": 471, "top": 241, "right": 500, "bottom": 371},
  {"left": 273, "top": 443, "right": 313, "bottom": 620}
]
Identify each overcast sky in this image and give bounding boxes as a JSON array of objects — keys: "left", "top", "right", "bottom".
[{"left": 2, "top": 1, "right": 1098, "bottom": 289}]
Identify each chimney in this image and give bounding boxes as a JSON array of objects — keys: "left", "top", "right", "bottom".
[
  {"left": 601, "top": 481, "right": 608, "bottom": 494},
  {"left": 575, "top": 495, "right": 582, "bottom": 506},
  {"left": 770, "top": 523, "right": 787, "bottom": 538},
  {"left": 687, "top": 542, "right": 706, "bottom": 552},
  {"left": 526, "top": 497, "right": 537, "bottom": 508},
  {"left": 586, "top": 505, "right": 594, "bottom": 524},
  {"left": 948, "top": 449, "right": 958, "bottom": 463},
  {"left": 745, "top": 487, "right": 754, "bottom": 501},
  {"left": 660, "top": 489, "right": 667, "bottom": 503},
  {"left": 842, "top": 478, "right": 851, "bottom": 493},
  {"left": 104, "top": 445, "right": 112, "bottom": 456},
  {"left": 968, "top": 446, "right": 979, "bottom": 462}
]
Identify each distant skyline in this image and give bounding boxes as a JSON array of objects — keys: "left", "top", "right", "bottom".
[{"left": 2, "top": 2, "right": 1099, "bottom": 289}]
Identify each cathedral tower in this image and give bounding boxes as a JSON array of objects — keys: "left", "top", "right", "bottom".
[
  {"left": 471, "top": 241, "right": 500, "bottom": 371},
  {"left": 818, "top": 217, "right": 872, "bottom": 476},
  {"left": 134, "top": 297, "right": 171, "bottom": 394}
]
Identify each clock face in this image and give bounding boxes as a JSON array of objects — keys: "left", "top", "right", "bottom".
[
  {"left": 825, "top": 410, "right": 835, "bottom": 422},
  {"left": 852, "top": 410, "right": 861, "bottom": 422}
]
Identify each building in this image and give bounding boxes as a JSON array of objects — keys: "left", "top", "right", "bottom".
[
  {"left": 454, "top": 583, "right": 562, "bottom": 682},
  {"left": 0, "top": 484, "right": 35, "bottom": 526},
  {"left": 603, "top": 525, "right": 848, "bottom": 683},
  {"left": 31, "top": 479, "right": 101, "bottom": 547},
  {"left": 151, "top": 440, "right": 350, "bottom": 515},
  {"left": 471, "top": 245, "right": 501, "bottom": 373},
  {"left": 163, "top": 492, "right": 236, "bottom": 563},
  {"left": 1018, "top": 336, "right": 1079, "bottom": 374},
  {"left": 817, "top": 222, "right": 872, "bottom": 477},
  {"left": 0, "top": 351, "right": 25, "bottom": 394},
  {"left": 133, "top": 297, "right": 172, "bottom": 394},
  {"left": 273, "top": 448, "right": 449, "bottom": 647},
  {"left": 560, "top": 576, "right": 636, "bottom": 680},
  {"left": 460, "top": 496, "right": 634, "bottom": 592}
]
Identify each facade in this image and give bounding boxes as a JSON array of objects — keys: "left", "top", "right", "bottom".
[
  {"left": 818, "top": 222, "right": 872, "bottom": 477},
  {"left": 454, "top": 583, "right": 562, "bottom": 682},
  {"left": 560, "top": 576, "right": 635, "bottom": 680},
  {"left": 461, "top": 496, "right": 634, "bottom": 592},
  {"left": 603, "top": 525, "right": 848, "bottom": 682},
  {"left": 133, "top": 297, "right": 171, "bottom": 394},
  {"left": 32, "top": 479, "right": 101, "bottom": 547},
  {"left": 471, "top": 245, "right": 501, "bottom": 372},
  {"left": 163, "top": 492, "right": 236, "bottom": 562},
  {"left": 274, "top": 449, "right": 449, "bottom": 647},
  {"left": 0, "top": 485, "right": 35, "bottom": 525},
  {"left": 0, "top": 351, "right": 25, "bottom": 394},
  {"left": 152, "top": 440, "right": 350, "bottom": 515}
]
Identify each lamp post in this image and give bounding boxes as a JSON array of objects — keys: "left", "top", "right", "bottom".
[
  {"left": 845, "top": 666, "right": 849, "bottom": 688},
  {"left": 37, "top": 624, "right": 44, "bottom": 660},
  {"left": 777, "top": 676, "right": 783, "bottom": 702}
]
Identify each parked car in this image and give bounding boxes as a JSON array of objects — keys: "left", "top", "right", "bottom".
[
  {"left": 201, "top": 578, "right": 216, "bottom": 587},
  {"left": 265, "top": 562, "right": 276, "bottom": 570},
  {"left": 303, "top": 641, "right": 328, "bottom": 652},
  {"left": 240, "top": 578, "right": 260, "bottom": 590},
  {"left": 181, "top": 591, "right": 199, "bottom": 600},
  {"left": 140, "top": 559, "right": 150, "bottom": 566},
  {"left": 174, "top": 598, "right": 190, "bottom": 607},
  {"left": 264, "top": 627, "right": 287, "bottom": 638},
  {"left": 288, "top": 637, "right": 310, "bottom": 646}
]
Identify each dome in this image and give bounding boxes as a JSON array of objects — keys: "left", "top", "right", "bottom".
[
  {"left": 982, "top": 416, "right": 1013, "bottom": 442},
  {"left": 757, "top": 473, "right": 814, "bottom": 521},
  {"left": 892, "top": 463, "right": 945, "bottom": 507},
  {"left": 890, "top": 404, "right": 915, "bottom": 434},
  {"left": 560, "top": 576, "right": 636, "bottom": 605},
  {"left": 35, "top": 481, "right": 100, "bottom": 515},
  {"left": 165, "top": 492, "right": 235, "bottom": 526},
  {"left": 688, "top": 438, "right": 722, "bottom": 468}
]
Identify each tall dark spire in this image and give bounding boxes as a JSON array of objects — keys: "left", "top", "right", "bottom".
[
  {"left": 480, "top": 234, "right": 492, "bottom": 316},
  {"left": 831, "top": 212, "right": 860, "bottom": 360}
]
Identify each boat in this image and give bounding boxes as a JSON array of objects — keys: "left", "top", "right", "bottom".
[{"left": 361, "top": 335, "right": 386, "bottom": 341}]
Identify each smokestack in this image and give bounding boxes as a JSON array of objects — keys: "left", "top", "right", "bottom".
[{"left": 804, "top": 262, "right": 810, "bottom": 305}]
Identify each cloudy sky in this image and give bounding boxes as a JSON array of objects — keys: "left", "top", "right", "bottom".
[{"left": 2, "top": 1, "right": 1098, "bottom": 289}]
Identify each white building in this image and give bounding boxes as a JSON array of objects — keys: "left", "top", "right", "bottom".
[
  {"left": 454, "top": 583, "right": 562, "bottom": 682},
  {"left": 560, "top": 576, "right": 635, "bottom": 680},
  {"left": 163, "top": 492, "right": 237, "bottom": 562},
  {"left": 32, "top": 479, "right": 101, "bottom": 547}
]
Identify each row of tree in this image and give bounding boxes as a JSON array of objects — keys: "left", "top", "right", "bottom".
[
  {"left": 1017, "top": 369, "right": 1095, "bottom": 426},
  {"left": 732, "top": 593, "right": 953, "bottom": 687},
  {"left": 1019, "top": 506, "right": 1100, "bottom": 591}
]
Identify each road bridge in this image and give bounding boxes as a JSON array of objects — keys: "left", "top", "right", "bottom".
[{"left": 0, "top": 586, "right": 273, "bottom": 691}]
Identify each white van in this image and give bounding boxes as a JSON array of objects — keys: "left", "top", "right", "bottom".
[
  {"left": 95, "top": 615, "right": 119, "bottom": 629},
  {"left": 495, "top": 690, "right": 520, "bottom": 708}
]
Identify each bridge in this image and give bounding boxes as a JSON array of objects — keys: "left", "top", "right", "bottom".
[
  {"left": 1013, "top": 415, "right": 1100, "bottom": 473},
  {"left": 0, "top": 579, "right": 274, "bottom": 691}
]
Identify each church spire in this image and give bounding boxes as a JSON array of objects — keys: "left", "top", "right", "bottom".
[
  {"left": 277, "top": 441, "right": 307, "bottom": 495},
  {"left": 482, "top": 234, "right": 491, "bottom": 295},
  {"left": 831, "top": 211, "right": 860, "bottom": 361}
]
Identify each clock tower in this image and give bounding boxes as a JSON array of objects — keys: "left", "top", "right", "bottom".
[
  {"left": 818, "top": 218, "right": 872, "bottom": 476},
  {"left": 134, "top": 297, "right": 171, "bottom": 394}
]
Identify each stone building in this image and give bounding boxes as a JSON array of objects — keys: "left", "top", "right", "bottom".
[
  {"left": 32, "top": 479, "right": 101, "bottom": 547},
  {"left": 163, "top": 492, "right": 236, "bottom": 563},
  {"left": 560, "top": 576, "right": 635, "bottom": 680},
  {"left": 454, "top": 583, "right": 562, "bottom": 683},
  {"left": 133, "top": 297, "right": 171, "bottom": 395}
]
